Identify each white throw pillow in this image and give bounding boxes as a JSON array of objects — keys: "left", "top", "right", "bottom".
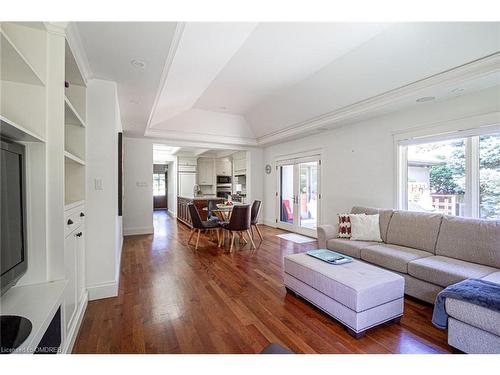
[{"left": 349, "top": 214, "right": 382, "bottom": 242}]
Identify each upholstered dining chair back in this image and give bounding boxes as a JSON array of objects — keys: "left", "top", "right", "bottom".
[
  {"left": 251, "top": 200, "right": 262, "bottom": 225},
  {"left": 188, "top": 204, "right": 204, "bottom": 229},
  {"left": 226, "top": 205, "right": 251, "bottom": 231}
]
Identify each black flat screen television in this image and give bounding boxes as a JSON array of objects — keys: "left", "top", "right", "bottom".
[{"left": 1, "top": 139, "right": 27, "bottom": 295}]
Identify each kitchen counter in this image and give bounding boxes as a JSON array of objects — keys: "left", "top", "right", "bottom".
[
  {"left": 177, "top": 195, "right": 218, "bottom": 200},
  {"left": 177, "top": 196, "right": 224, "bottom": 227}
]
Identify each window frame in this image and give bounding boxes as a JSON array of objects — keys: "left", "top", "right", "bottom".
[
  {"left": 152, "top": 173, "right": 166, "bottom": 197},
  {"left": 396, "top": 125, "right": 500, "bottom": 219}
]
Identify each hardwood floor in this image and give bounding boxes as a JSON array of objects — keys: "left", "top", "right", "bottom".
[{"left": 73, "top": 210, "right": 452, "bottom": 354}]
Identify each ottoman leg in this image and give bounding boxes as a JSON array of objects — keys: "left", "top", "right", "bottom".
[{"left": 346, "top": 327, "right": 365, "bottom": 339}]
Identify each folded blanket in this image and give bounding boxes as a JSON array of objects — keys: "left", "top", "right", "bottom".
[{"left": 432, "top": 278, "right": 500, "bottom": 329}]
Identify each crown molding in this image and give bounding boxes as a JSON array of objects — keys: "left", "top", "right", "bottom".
[
  {"left": 144, "top": 127, "right": 258, "bottom": 147},
  {"left": 65, "top": 22, "right": 92, "bottom": 83},
  {"left": 256, "top": 52, "right": 500, "bottom": 146},
  {"left": 145, "top": 22, "right": 185, "bottom": 132},
  {"left": 43, "top": 22, "right": 67, "bottom": 36}
]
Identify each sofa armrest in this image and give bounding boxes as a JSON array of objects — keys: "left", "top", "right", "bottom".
[{"left": 317, "top": 224, "right": 338, "bottom": 248}]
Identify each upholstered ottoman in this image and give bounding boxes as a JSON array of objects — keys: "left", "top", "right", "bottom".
[{"left": 284, "top": 253, "right": 405, "bottom": 338}]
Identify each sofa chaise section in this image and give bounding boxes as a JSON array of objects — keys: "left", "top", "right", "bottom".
[{"left": 408, "top": 256, "right": 498, "bottom": 288}]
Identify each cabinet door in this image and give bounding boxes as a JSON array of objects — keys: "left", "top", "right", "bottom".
[
  {"left": 206, "top": 159, "right": 215, "bottom": 184},
  {"left": 76, "top": 230, "right": 85, "bottom": 304},
  {"left": 64, "top": 233, "right": 78, "bottom": 331},
  {"left": 198, "top": 160, "right": 208, "bottom": 185},
  {"left": 234, "top": 159, "right": 246, "bottom": 172},
  {"left": 223, "top": 160, "right": 232, "bottom": 175},
  {"left": 216, "top": 160, "right": 232, "bottom": 176}
]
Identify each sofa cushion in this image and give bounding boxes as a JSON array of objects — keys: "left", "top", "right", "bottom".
[
  {"left": 350, "top": 206, "right": 393, "bottom": 243},
  {"left": 360, "top": 244, "right": 433, "bottom": 273},
  {"left": 435, "top": 215, "right": 500, "bottom": 268},
  {"left": 408, "top": 256, "right": 498, "bottom": 287},
  {"left": 445, "top": 298, "right": 500, "bottom": 336},
  {"left": 386, "top": 211, "right": 442, "bottom": 253},
  {"left": 482, "top": 271, "right": 500, "bottom": 284},
  {"left": 326, "top": 238, "right": 377, "bottom": 259}
]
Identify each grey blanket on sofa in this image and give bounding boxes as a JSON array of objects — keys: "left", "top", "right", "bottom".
[{"left": 432, "top": 278, "right": 500, "bottom": 329}]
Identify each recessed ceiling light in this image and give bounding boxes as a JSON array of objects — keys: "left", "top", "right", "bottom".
[
  {"left": 451, "top": 88, "right": 465, "bottom": 94},
  {"left": 131, "top": 59, "right": 146, "bottom": 69},
  {"left": 416, "top": 96, "right": 435, "bottom": 103}
]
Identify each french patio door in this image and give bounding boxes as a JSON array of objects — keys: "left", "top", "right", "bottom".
[{"left": 276, "top": 155, "right": 321, "bottom": 237}]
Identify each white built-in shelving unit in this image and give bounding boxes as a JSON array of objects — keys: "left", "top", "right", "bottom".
[
  {"left": 0, "top": 22, "right": 87, "bottom": 353},
  {"left": 64, "top": 39, "right": 86, "bottom": 206}
]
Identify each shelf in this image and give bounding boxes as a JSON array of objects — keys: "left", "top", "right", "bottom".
[
  {"left": 0, "top": 280, "right": 67, "bottom": 354},
  {"left": 64, "top": 96, "right": 86, "bottom": 127},
  {"left": 65, "top": 40, "right": 86, "bottom": 87},
  {"left": 64, "top": 150, "right": 85, "bottom": 166},
  {"left": 65, "top": 200, "right": 85, "bottom": 211},
  {"left": 0, "top": 28, "right": 45, "bottom": 86},
  {"left": 0, "top": 115, "right": 46, "bottom": 142}
]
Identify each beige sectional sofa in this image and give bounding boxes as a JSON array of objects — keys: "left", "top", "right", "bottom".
[{"left": 317, "top": 206, "right": 500, "bottom": 353}]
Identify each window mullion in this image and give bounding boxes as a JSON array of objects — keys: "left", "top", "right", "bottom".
[{"left": 469, "top": 136, "right": 480, "bottom": 218}]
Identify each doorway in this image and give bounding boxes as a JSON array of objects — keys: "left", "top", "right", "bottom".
[
  {"left": 153, "top": 164, "right": 168, "bottom": 210},
  {"left": 276, "top": 155, "right": 320, "bottom": 237}
]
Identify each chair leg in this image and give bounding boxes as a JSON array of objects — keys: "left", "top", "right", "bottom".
[
  {"left": 188, "top": 229, "right": 195, "bottom": 244},
  {"left": 195, "top": 230, "right": 201, "bottom": 250},
  {"left": 255, "top": 224, "right": 263, "bottom": 240},
  {"left": 216, "top": 229, "right": 220, "bottom": 246},
  {"left": 250, "top": 225, "right": 254, "bottom": 238},
  {"left": 219, "top": 229, "right": 224, "bottom": 247},
  {"left": 229, "top": 232, "right": 235, "bottom": 253},
  {"left": 238, "top": 232, "right": 247, "bottom": 244},
  {"left": 246, "top": 230, "right": 256, "bottom": 249}
]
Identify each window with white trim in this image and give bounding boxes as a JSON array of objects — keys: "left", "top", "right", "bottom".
[{"left": 397, "top": 131, "right": 500, "bottom": 219}]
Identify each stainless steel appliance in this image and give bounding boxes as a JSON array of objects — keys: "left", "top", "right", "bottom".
[{"left": 216, "top": 175, "right": 231, "bottom": 184}]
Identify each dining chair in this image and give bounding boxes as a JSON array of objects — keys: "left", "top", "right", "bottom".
[
  {"left": 250, "top": 200, "right": 263, "bottom": 240},
  {"left": 187, "top": 204, "right": 220, "bottom": 250},
  {"left": 219, "top": 204, "right": 255, "bottom": 252}
]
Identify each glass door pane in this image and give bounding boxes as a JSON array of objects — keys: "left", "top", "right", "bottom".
[
  {"left": 279, "top": 165, "right": 295, "bottom": 225},
  {"left": 298, "top": 161, "right": 318, "bottom": 230}
]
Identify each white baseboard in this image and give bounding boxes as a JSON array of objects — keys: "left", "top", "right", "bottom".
[
  {"left": 63, "top": 290, "right": 88, "bottom": 354},
  {"left": 167, "top": 209, "right": 176, "bottom": 217},
  {"left": 87, "top": 280, "right": 119, "bottom": 301},
  {"left": 263, "top": 219, "right": 277, "bottom": 227},
  {"left": 123, "top": 226, "right": 154, "bottom": 236}
]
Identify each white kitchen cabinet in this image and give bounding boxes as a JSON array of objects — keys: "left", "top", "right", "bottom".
[
  {"left": 197, "top": 158, "right": 215, "bottom": 185},
  {"left": 63, "top": 233, "right": 77, "bottom": 330},
  {"left": 63, "top": 203, "right": 86, "bottom": 335},
  {"left": 233, "top": 158, "right": 246, "bottom": 174},
  {"left": 216, "top": 159, "right": 232, "bottom": 176}
]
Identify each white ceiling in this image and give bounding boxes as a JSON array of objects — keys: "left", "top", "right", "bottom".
[
  {"left": 194, "top": 23, "right": 389, "bottom": 114},
  {"left": 73, "top": 22, "right": 500, "bottom": 147},
  {"left": 75, "top": 22, "right": 178, "bottom": 136}
]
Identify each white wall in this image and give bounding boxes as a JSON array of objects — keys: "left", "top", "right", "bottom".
[
  {"left": 246, "top": 148, "right": 263, "bottom": 217},
  {"left": 167, "top": 159, "right": 178, "bottom": 217},
  {"left": 86, "top": 79, "right": 123, "bottom": 300},
  {"left": 261, "top": 86, "right": 500, "bottom": 226},
  {"left": 123, "top": 137, "right": 154, "bottom": 235}
]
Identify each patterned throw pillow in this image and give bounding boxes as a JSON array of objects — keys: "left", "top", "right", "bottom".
[{"left": 337, "top": 213, "right": 352, "bottom": 238}]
